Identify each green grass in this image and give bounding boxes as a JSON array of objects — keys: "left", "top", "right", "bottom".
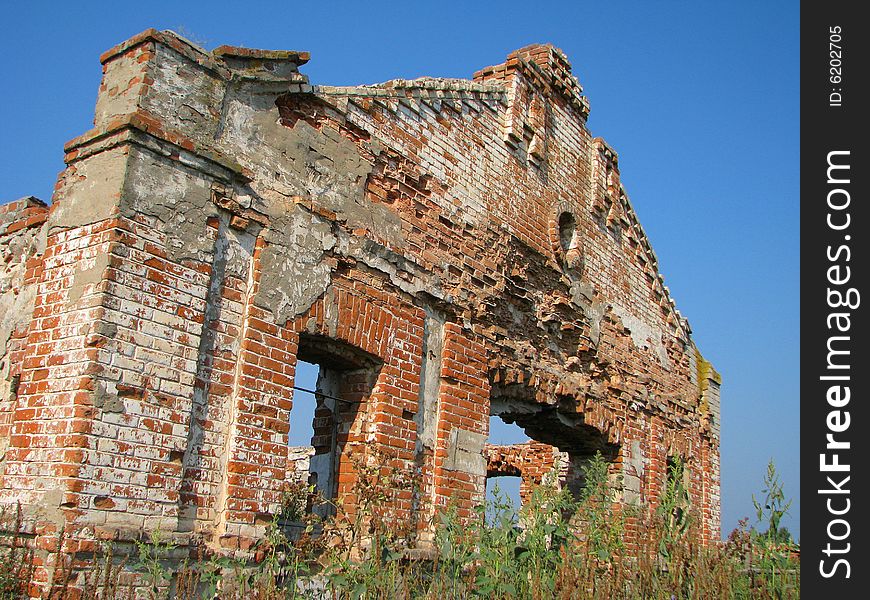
[{"left": 0, "top": 454, "right": 799, "bottom": 599}]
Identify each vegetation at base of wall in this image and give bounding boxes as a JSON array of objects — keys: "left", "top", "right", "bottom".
[
  {"left": 0, "top": 455, "right": 799, "bottom": 599},
  {"left": 0, "top": 505, "right": 34, "bottom": 600}
]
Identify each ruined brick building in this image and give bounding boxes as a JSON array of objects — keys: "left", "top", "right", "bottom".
[{"left": 0, "top": 29, "right": 720, "bottom": 568}]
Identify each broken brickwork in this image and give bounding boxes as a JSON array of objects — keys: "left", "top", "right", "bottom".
[
  {"left": 0, "top": 29, "right": 721, "bottom": 583},
  {"left": 484, "top": 442, "right": 580, "bottom": 506}
]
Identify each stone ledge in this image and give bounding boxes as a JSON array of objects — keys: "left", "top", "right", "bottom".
[
  {"left": 212, "top": 45, "right": 310, "bottom": 65},
  {"left": 63, "top": 109, "right": 249, "bottom": 180}
]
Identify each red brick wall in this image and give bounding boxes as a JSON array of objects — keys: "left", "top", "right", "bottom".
[
  {"left": 0, "top": 198, "right": 48, "bottom": 457},
  {"left": 0, "top": 31, "right": 721, "bottom": 588},
  {"left": 485, "top": 441, "right": 568, "bottom": 505}
]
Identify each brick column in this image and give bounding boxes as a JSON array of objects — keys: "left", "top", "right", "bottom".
[
  {"left": 431, "top": 323, "right": 490, "bottom": 519},
  {"left": 213, "top": 237, "right": 297, "bottom": 549}
]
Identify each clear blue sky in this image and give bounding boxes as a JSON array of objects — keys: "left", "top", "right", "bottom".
[{"left": 1, "top": 1, "right": 800, "bottom": 540}]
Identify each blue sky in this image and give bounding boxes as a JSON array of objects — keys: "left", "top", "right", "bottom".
[{"left": 2, "top": 1, "right": 800, "bottom": 539}]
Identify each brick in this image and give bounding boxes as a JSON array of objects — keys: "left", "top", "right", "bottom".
[{"left": 0, "top": 33, "right": 721, "bottom": 594}]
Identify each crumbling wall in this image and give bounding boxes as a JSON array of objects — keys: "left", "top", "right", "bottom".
[
  {"left": 485, "top": 441, "right": 575, "bottom": 505},
  {"left": 0, "top": 198, "right": 48, "bottom": 467},
  {"left": 0, "top": 29, "right": 721, "bottom": 589}
]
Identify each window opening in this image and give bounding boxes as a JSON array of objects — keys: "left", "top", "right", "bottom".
[
  {"left": 485, "top": 414, "right": 529, "bottom": 522},
  {"left": 558, "top": 212, "right": 577, "bottom": 254},
  {"left": 286, "top": 335, "right": 381, "bottom": 519},
  {"left": 485, "top": 475, "right": 522, "bottom": 524},
  {"left": 288, "top": 361, "right": 318, "bottom": 446},
  {"left": 489, "top": 415, "right": 529, "bottom": 445}
]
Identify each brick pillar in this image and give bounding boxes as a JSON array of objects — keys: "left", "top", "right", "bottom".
[
  {"left": 213, "top": 237, "right": 297, "bottom": 550},
  {"left": 0, "top": 198, "right": 48, "bottom": 460},
  {"left": 0, "top": 216, "right": 128, "bottom": 593},
  {"left": 432, "top": 323, "right": 490, "bottom": 519},
  {"left": 313, "top": 285, "right": 425, "bottom": 528}
]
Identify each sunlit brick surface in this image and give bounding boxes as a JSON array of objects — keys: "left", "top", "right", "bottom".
[{"left": 0, "top": 30, "right": 720, "bottom": 591}]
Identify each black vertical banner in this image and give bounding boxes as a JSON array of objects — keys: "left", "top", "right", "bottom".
[{"left": 802, "top": 1, "right": 868, "bottom": 597}]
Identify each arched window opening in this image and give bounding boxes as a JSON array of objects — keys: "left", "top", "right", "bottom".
[{"left": 558, "top": 211, "right": 577, "bottom": 254}]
